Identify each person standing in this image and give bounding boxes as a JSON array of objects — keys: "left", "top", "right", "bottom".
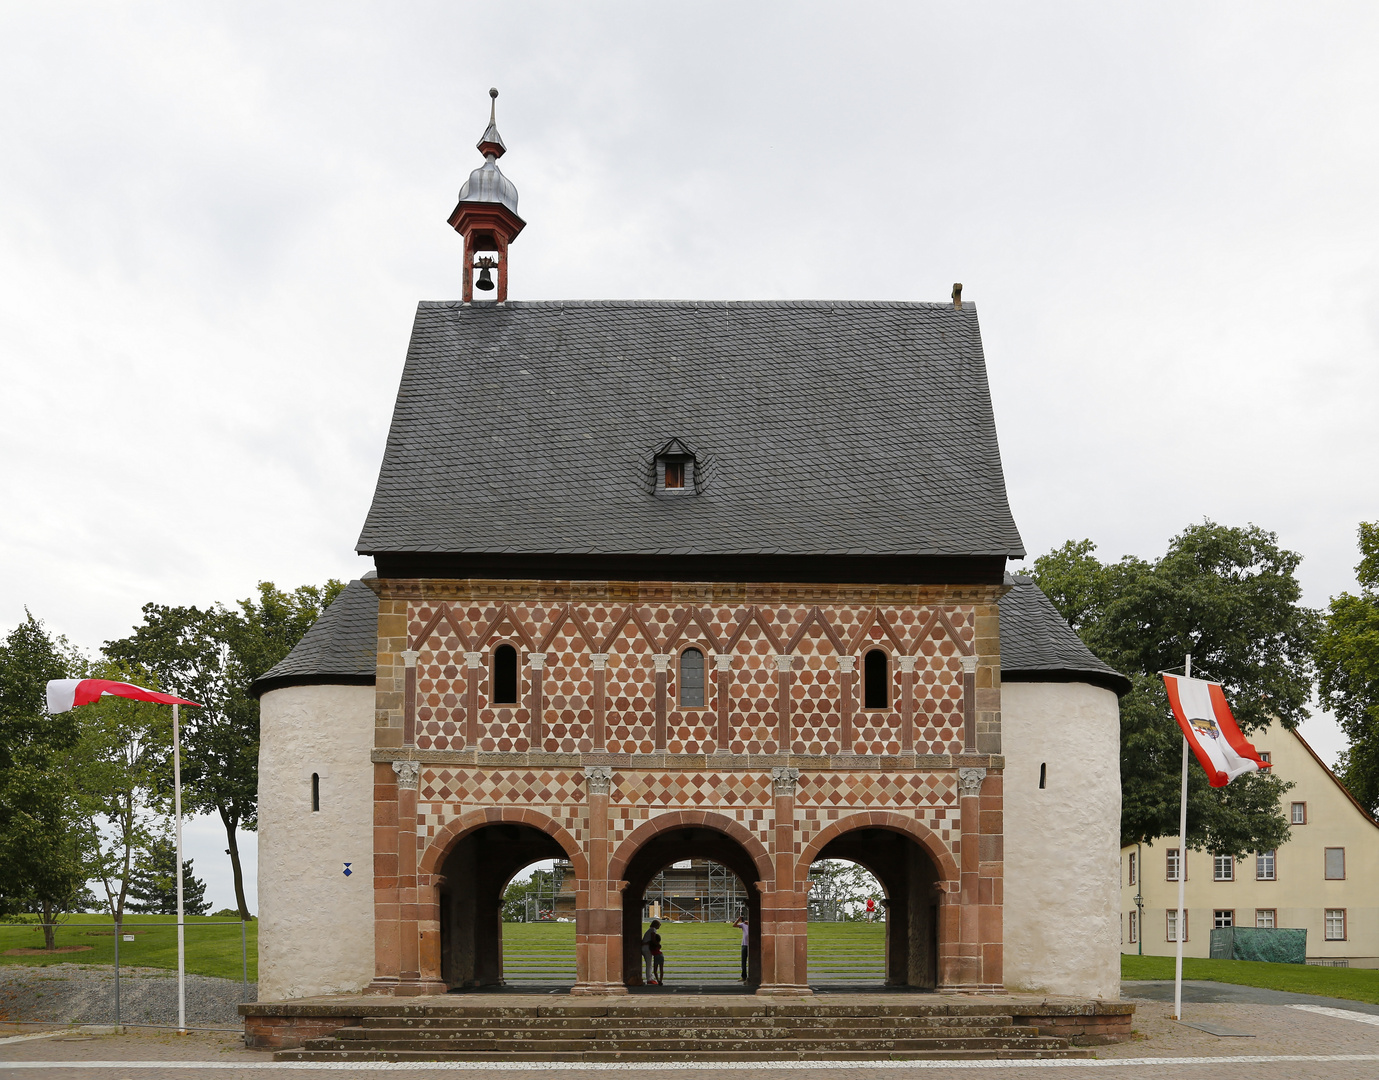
[
  {"left": 732, "top": 913, "right": 749, "bottom": 983},
  {"left": 641, "top": 918, "right": 661, "bottom": 985}
]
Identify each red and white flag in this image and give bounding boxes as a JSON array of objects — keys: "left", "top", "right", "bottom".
[
  {"left": 1162, "top": 674, "right": 1269, "bottom": 787},
  {"left": 46, "top": 678, "right": 201, "bottom": 714}
]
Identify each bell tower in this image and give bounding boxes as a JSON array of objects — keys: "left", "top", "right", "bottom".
[{"left": 449, "top": 88, "right": 526, "bottom": 302}]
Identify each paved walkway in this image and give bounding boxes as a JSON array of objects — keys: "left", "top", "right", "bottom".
[
  {"left": 4, "top": 986, "right": 1379, "bottom": 1080},
  {"left": 1124, "top": 979, "right": 1379, "bottom": 1015}
]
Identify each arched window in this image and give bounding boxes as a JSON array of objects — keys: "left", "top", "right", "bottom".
[
  {"left": 492, "top": 643, "right": 519, "bottom": 704},
  {"left": 680, "top": 647, "right": 705, "bottom": 707},
  {"left": 863, "top": 649, "right": 889, "bottom": 709}
]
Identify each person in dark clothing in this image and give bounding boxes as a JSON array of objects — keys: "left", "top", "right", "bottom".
[
  {"left": 732, "top": 913, "right": 749, "bottom": 982},
  {"left": 641, "top": 919, "right": 661, "bottom": 985}
]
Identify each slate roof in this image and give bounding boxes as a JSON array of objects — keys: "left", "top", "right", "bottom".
[
  {"left": 249, "top": 579, "right": 378, "bottom": 697},
  {"left": 357, "top": 300, "right": 1025, "bottom": 563},
  {"left": 998, "top": 575, "right": 1131, "bottom": 695}
]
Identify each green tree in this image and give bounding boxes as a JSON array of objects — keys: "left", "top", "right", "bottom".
[
  {"left": 1031, "top": 522, "right": 1316, "bottom": 855},
  {"left": 807, "top": 859, "right": 883, "bottom": 921},
  {"left": 105, "top": 580, "right": 343, "bottom": 919},
  {"left": 0, "top": 613, "right": 88, "bottom": 948},
  {"left": 126, "top": 834, "right": 210, "bottom": 916},
  {"left": 1317, "top": 522, "right": 1379, "bottom": 815}
]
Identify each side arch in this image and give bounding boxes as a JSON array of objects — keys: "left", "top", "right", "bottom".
[
  {"left": 608, "top": 809, "right": 773, "bottom": 883},
  {"left": 795, "top": 810, "right": 959, "bottom": 888},
  {"left": 420, "top": 807, "right": 589, "bottom": 880}
]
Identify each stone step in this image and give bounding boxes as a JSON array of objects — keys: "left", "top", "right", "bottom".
[
  {"left": 359, "top": 1014, "right": 1018, "bottom": 1031},
  {"left": 278, "top": 1047, "right": 1091, "bottom": 1063},
  {"left": 333, "top": 1024, "right": 1039, "bottom": 1043},
  {"left": 298, "top": 1036, "right": 1072, "bottom": 1055}
]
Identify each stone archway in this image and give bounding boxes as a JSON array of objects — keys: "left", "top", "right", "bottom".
[
  {"left": 797, "top": 813, "right": 959, "bottom": 989},
  {"left": 418, "top": 809, "right": 588, "bottom": 989},
  {"left": 610, "top": 812, "right": 773, "bottom": 987}
]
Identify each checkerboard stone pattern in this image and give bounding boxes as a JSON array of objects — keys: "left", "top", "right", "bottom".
[{"left": 372, "top": 586, "right": 1005, "bottom": 997}]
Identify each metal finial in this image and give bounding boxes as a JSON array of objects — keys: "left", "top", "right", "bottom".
[{"left": 489, "top": 87, "right": 498, "bottom": 124}]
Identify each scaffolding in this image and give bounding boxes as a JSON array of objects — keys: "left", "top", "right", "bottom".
[
  {"left": 520, "top": 859, "right": 576, "bottom": 922},
  {"left": 641, "top": 859, "right": 745, "bottom": 922}
]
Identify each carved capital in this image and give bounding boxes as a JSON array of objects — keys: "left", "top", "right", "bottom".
[
  {"left": 898, "top": 656, "right": 918, "bottom": 674},
  {"left": 714, "top": 654, "right": 732, "bottom": 672},
  {"left": 771, "top": 766, "right": 801, "bottom": 797},
  {"left": 584, "top": 765, "right": 614, "bottom": 796},
  {"left": 465, "top": 651, "right": 482, "bottom": 669},
  {"left": 529, "top": 653, "right": 546, "bottom": 671},
  {"left": 837, "top": 656, "right": 855, "bottom": 675},
  {"left": 590, "top": 653, "right": 608, "bottom": 671},
  {"left": 652, "top": 655, "right": 671, "bottom": 673},
  {"left": 400, "top": 649, "right": 420, "bottom": 669},
  {"left": 960, "top": 655, "right": 978, "bottom": 675},
  {"left": 957, "top": 766, "right": 987, "bottom": 798},
  {"left": 774, "top": 654, "right": 794, "bottom": 673},
  {"left": 392, "top": 760, "right": 421, "bottom": 789}
]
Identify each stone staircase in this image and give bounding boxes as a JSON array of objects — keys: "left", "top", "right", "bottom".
[{"left": 272, "top": 1001, "right": 1100, "bottom": 1062}]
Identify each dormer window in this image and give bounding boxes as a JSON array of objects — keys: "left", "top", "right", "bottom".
[{"left": 654, "top": 438, "right": 697, "bottom": 496}]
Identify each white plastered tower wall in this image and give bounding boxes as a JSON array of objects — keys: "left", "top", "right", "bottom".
[
  {"left": 1002, "top": 680, "right": 1122, "bottom": 998},
  {"left": 257, "top": 683, "right": 375, "bottom": 999}
]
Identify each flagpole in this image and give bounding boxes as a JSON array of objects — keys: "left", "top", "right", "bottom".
[
  {"left": 1172, "top": 654, "right": 1190, "bottom": 1021},
  {"left": 173, "top": 702, "right": 186, "bottom": 1035}
]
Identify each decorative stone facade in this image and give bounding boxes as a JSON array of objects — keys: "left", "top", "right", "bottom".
[{"left": 366, "top": 579, "right": 1007, "bottom": 995}]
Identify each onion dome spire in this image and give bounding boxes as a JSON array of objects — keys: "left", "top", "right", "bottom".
[
  {"left": 477, "top": 87, "right": 506, "bottom": 159},
  {"left": 448, "top": 87, "right": 525, "bottom": 303}
]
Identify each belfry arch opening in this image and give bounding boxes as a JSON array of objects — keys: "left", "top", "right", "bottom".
[
  {"left": 438, "top": 822, "right": 570, "bottom": 988},
  {"left": 811, "top": 828, "right": 944, "bottom": 989},
  {"left": 620, "top": 827, "right": 763, "bottom": 987}
]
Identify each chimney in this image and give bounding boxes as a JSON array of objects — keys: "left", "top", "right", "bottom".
[{"left": 951, "top": 283, "right": 963, "bottom": 311}]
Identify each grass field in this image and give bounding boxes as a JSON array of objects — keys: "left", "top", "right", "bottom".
[
  {"left": 1122, "top": 953, "right": 1379, "bottom": 1005},
  {"left": 503, "top": 921, "right": 887, "bottom": 985},
  {"left": 0, "top": 915, "right": 256, "bottom": 982}
]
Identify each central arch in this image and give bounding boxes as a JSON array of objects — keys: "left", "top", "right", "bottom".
[{"left": 611, "top": 812, "right": 772, "bottom": 987}]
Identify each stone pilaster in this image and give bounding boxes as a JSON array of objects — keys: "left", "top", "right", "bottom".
[
  {"left": 758, "top": 766, "right": 810, "bottom": 995},
  {"left": 572, "top": 765, "right": 626, "bottom": 994}
]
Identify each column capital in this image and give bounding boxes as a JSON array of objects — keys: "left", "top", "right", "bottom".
[
  {"left": 837, "top": 655, "right": 855, "bottom": 674},
  {"left": 959, "top": 654, "right": 978, "bottom": 674},
  {"left": 465, "top": 651, "right": 482, "bottom": 669},
  {"left": 392, "top": 760, "right": 421, "bottom": 789},
  {"left": 652, "top": 654, "right": 672, "bottom": 673},
  {"left": 400, "top": 649, "right": 420, "bottom": 668},
  {"left": 591, "top": 653, "right": 608, "bottom": 671},
  {"left": 529, "top": 653, "right": 546, "bottom": 670},
  {"left": 771, "top": 766, "right": 800, "bottom": 797},
  {"left": 714, "top": 653, "right": 732, "bottom": 672},
  {"left": 774, "top": 654, "right": 794, "bottom": 673},
  {"left": 957, "top": 766, "right": 987, "bottom": 797},
  {"left": 584, "top": 765, "right": 614, "bottom": 796},
  {"left": 898, "top": 655, "right": 918, "bottom": 673}
]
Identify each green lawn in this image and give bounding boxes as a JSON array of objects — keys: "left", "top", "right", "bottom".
[
  {"left": 0, "top": 914, "right": 256, "bottom": 982},
  {"left": 1122, "top": 953, "right": 1379, "bottom": 1005},
  {"left": 502, "top": 921, "right": 886, "bottom": 984}
]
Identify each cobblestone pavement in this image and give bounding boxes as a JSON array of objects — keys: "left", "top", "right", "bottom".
[{"left": 3, "top": 1000, "right": 1379, "bottom": 1080}]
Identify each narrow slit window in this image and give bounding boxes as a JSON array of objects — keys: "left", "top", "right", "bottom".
[
  {"left": 664, "top": 461, "right": 685, "bottom": 489},
  {"left": 493, "top": 644, "right": 519, "bottom": 705},
  {"left": 311, "top": 773, "right": 320, "bottom": 812},
  {"left": 679, "top": 648, "right": 705, "bottom": 707},
  {"left": 863, "top": 650, "right": 889, "bottom": 709},
  {"left": 1039, "top": 763, "right": 1046, "bottom": 789}
]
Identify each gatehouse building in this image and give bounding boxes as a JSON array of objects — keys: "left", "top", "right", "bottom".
[{"left": 251, "top": 95, "right": 1130, "bottom": 1002}]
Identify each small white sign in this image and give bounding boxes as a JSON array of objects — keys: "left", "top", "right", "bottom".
[{"left": 123, "top": 935, "right": 135, "bottom": 942}]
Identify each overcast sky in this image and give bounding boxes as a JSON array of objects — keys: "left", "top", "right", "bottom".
[{"left": 3, "top": 2, "right": 1376, "bottom": 910}]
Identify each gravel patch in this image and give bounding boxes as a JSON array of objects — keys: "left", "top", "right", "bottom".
[{"left": 0, "top": 963, "right": 255, "bottom": 1028}]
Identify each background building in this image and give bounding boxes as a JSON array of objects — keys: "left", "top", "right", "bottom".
[{"left": 1121, "top": 723, "right": 1379, "bottom": 967}]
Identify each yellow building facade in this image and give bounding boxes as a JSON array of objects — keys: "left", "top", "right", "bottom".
[{"left": 1121, "top": 723, "right": 1379, "bottom": 967}]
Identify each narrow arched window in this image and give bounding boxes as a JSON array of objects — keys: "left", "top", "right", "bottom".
[
  {"left": 311, "top": 773, "right": 320, "bottom": 812},
  {"left": 1039, "top": 763, "right": 1047, "bottom": 790},
  {"left": 492, "top": 643, "right": 518, "bottom": 704},
  {"left": 680, "top": 648, "right": 705, "bottom": 707},
  {"left": 863, "top": 649, "right": 889, "bottom": 709}
]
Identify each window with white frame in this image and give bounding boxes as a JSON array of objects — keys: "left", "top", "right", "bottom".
[
  {"left": 1214, "top": 909, "right": 1234, "bottom": 929},
  {"left": 1166, "top": 909, "right": 1188, "bottom": 942},
  {"left": 1257, "top": 850, "right": 1276, "bottom": 881},
  {"left": 1128, "top": 852, "right": 1137, "bottom": 886},
  {"left": 1255, "top": 909, "right": 1276, "bottom": 929},
  {"left": 1325, "top": 909, "right": 1346, "bottom": 941},
  {"left": 1325, "top": 848, "right": 1346, "bottom": 880},
  {"left": 1214, "top": 854, "right": 1234, "bottom": 881},
  {"left": 1166, "top": 848, "right": 1182, "bottom": 881},
  {"left": 1129, "top": 910, "right": 1138, "bottom": 943},
  {"left": 1291, "top": 801, "right": 1307, "bottom": 824}
]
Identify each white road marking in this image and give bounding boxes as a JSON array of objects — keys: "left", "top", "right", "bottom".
[
  {"left": 0, "top": 1031, "right": 67, "bottom": 1046},
  {"left": 3, "top": 1054, "right": 1379, "bottom": 1070},
  {"left": 1288, "top": 1003, "right": 1379, "bottom": 1026}
]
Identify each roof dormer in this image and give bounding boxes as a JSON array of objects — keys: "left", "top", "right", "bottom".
[{"left": 654, "top": 438, "right": 697, "bottom": 496}]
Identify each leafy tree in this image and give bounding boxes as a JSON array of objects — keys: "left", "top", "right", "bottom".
[
  {"left": 127, "top": 834, "right": 210, "bottom": 916},
  {"left": 1317, "top": 522, "right": 1379, "bottom": 815},
  {"left": 807, "top": 859, "right": 883, "bottom": 921},
  {"left": 502, "top": 867, "right": 567, "bottom": 921},
  {"left": 1031, "top": 522, "right": 1317, "bottom": 856},
  {"left": 105, "top": 580, "right": 343, "bottom": 919},
  {"left": 0, "top": 614, "right": 89, "bottom": 947}
]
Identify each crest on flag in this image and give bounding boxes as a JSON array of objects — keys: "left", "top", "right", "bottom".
[{"left": 1163, "top": 674, "right": 1269, "bottom": 787}]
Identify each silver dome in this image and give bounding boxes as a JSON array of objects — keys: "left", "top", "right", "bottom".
[{"left": 458, "top": 155, "right": 519, "bottom": 215}]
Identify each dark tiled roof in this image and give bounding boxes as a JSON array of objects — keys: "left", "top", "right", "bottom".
[
  {"left": 999, "top": 575, "right": 1131, "bottom": 695},
  {"left": 249, "top": 579, "right": 378, "bottom": 697},
  {"left": 357, "top": 301, "right": 1024, "bottom": 561}
]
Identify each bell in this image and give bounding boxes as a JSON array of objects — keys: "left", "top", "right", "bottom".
[{"left": 475, "top": 265, "right": 495, "bottom": 291}]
